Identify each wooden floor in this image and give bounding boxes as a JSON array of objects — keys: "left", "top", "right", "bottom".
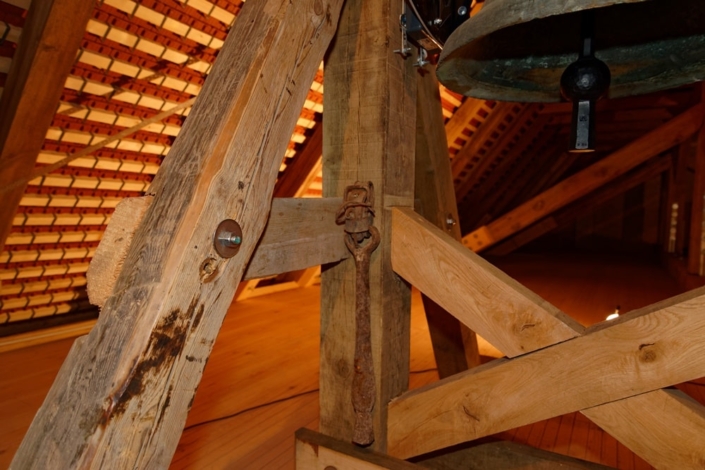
[{"left": 1, "top": 253, "right": 701, "bottom": 469}]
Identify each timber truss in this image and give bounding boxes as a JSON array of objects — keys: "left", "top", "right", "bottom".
[{"left": 10, "top": 0, "right": 705, "bottom": 468}]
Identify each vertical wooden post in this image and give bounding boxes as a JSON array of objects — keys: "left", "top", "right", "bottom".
[
  {"left": 689, "top": 98, "right": 705, "bottom": 274},
  {"left": 415, "top": 71, "right": 480, "bottom": 376},
  {"left": 320, "top": 0, "right": 416, "bottom": 451},
  {"left": 675, "top": 142, "right": 691, "bottom": 256}
]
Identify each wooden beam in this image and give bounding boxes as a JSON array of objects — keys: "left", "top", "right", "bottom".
[
  {"left": 582, "top": 389, "right": 705, "bottom": 469},
  {"left": 391, "top": 208, "right": 584, "bottom": 357},
  {"left": 415, "top": 70, "right": 480, "bottom": 377},
  {"left": 273, "top": 121, "right": 322, "bottom": 198},
  {"left": 319, "top": 0, "right": 416, "bottom": 451},
  {"left": 463, "top": 104, "right": 705, "bottom": 251},
  {"left": 388, "top": 286, "right": 705, "bottom": 459},
  {"left": 0, "top": 0, "right": 94, "bottom": 252},
  {"left": 12, "top": 0, "right": 343, "bottom": 468},
  {"left": 296, "top": 428, "right": 419, "bottom": 470},
  {"left": 88, "top": 197, "right": 349, "bottom": 307},
  {"left": 244, "top": 197, "right": 348, "bottom": 279},
  {"left": 489, "top": 154, "right": 672, "bottom": 256},
  {"left": 688, "top": 91, "right": 705, "bottom": 274}
]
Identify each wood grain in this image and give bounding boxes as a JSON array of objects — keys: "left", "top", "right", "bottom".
[
  {"left": 0, "top": 0, "right": 94, "bottom": 252},
  {"left": 11, "top": 0, "right": 343, "bottom": 467},
  {"left": 296, "top": 428, "right": 419, "bottom": 470},
  {"left": 415, "top": 69, "right": 480, "bottom": 377},
  {"left": 319, "top": 0, "right": 417, "bottom": 452},
  {"left": 392, "top": 207, "right": 584, "bottom": 357},
  {"left": 463, "top": 104, "right": 705, "bottom": 251},
  {"left": 583, "top": 389, "right": 705, "bottom": 469},
  {"left": 87, "top": 196, "right": 153, "bottom": 307},
  {"left": 388, "top": 286, "right": 705, "bottom": 459}
]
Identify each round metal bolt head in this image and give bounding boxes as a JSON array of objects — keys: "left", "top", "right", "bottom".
[{"left": 214, "top": 219, "right": 243, "bottom": 258}]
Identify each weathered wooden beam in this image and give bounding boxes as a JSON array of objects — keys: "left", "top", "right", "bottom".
[
  {"left": 582, "top": 388, "right": 705, "bottom": 469},
  {"left": 320, "top": 0, "right": 416, "bottom": 451},
  {"left": 415, "top": 71, "right": 480, "bottom": 377},
  {"left": 244, "top": 197, "right": 348, "bottom": 279},
  {"left": 0, "top": 0, "right": 94, "bottom": 252},
  {"left": 12, "top": 0, "right": 343, "bottom": 468},
  {"left": 391, "top": 208, "right": 584, "bottom": 357},
  {"left": 388, "top": 286, "right": 705, "bottom": 459},
  {"left": 87, "top": 197, "right": 349, "bottom": 307},
  {"left": 296, "top": 428, "right": 419, "bottom": 470},
  {"left": 463, "top": 104, "right": 705, "bottom": 251}
]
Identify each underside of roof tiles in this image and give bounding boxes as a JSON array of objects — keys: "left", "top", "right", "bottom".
[{"left": 2, "top": 0, "right": 696, "bottom": 333}]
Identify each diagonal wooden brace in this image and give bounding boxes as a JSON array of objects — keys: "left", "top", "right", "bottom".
[
  {"left": 390, "top": 207, "right": 705, "bottom": 468},
  {"left": 12, "top": 0, "right": 344, "bottom": 468}
]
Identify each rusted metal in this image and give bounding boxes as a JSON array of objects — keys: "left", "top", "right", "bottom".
[
  {"left": 213, "top": 219, "right": 243, "bottom": 259},
  {"left": 336, "top": 181, "right": 380, "bottom": 446}
]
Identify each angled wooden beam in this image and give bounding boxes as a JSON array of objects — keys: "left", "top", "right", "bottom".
[
  {"left": 489, "top": 154, "right": 672, "bottom": 256},
  {"left": 388, "top": 286, "right": 705, "bottom": 459},
  {"left": 320, "top": 0, "right": 417, "bottom": 451},
  {"left": 273, "top": 120, "right": 322, "bottom": 198},
  {"left": 12, "top": 0, "right": 343, "bottom": 468},
  {"left": 415, "top": 71, "right": 480, "bottom": 377},
  {"left": 582, "top": 389, "right": 705, "bottom": 469},
  {"left": 463, "top": 104, "right": 705, "bottom": 251},
  {"left": 0, "top": 0, "right": 94, "bottom": 252},
  {"left": 392, "top": 208, "right": 584, "bottom": 357}
]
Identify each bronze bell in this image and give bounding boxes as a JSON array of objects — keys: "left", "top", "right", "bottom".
[{"left": 435, "top": 0, "right": 705, "bottom": 151}]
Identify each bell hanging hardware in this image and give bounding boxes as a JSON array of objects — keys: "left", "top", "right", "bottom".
[
  {"left": 395, "top": 0, "right": 472, "bottom": 61},
  {"left": 560, "top": 10, "right": 611, "bottom": 152}
]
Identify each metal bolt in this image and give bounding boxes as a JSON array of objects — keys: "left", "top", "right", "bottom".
[
  {"left": 458, "top": 6, "right": 468, "bottom": 15},
  {"left": 221, "top": 233, "right": 241, "bottom": 246},
  {"left": 214, "top": 219, "right": 243, "bottom": 258},
  {"left": 446, "top": 215, "right": 457, "bottom": 229},
  {"left": 432, "top": 18, "right": 442, "bottom": 26}
]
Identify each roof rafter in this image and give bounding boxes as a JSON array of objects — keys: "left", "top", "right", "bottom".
[{"left": 0, "top": 0, "right": 94, "bottom": 252}]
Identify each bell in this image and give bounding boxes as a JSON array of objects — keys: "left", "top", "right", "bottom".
[{"left": 435, "top": 0, "right": 705, "bottom": 151}]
